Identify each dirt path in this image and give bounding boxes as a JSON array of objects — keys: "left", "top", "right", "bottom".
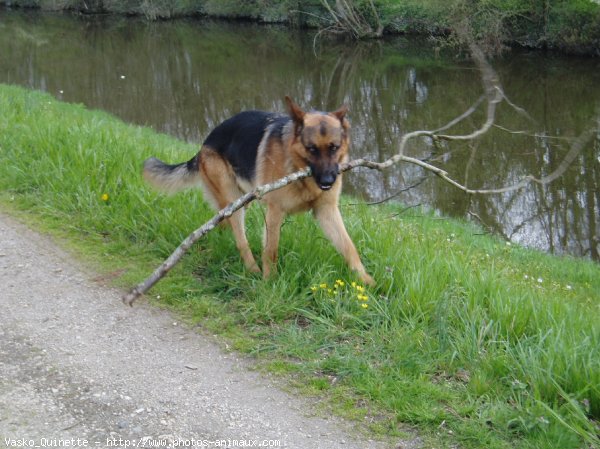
[{"left": 0, "top": 212, "right": 408, "bottom": 449}]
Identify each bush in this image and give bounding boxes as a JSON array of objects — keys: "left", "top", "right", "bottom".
[{"left": 547, "top": 0, "right": 600, "bottom": 54}]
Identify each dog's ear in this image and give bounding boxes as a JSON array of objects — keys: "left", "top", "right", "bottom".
[
  {"left": 285, "top": 96, "right": 305, "bottom": 124},
  {"left": 331, "top": 104, "right": 348, "bottom": 122}
]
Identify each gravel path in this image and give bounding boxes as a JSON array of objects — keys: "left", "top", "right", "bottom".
[{"left": 0, "top": 212, "right": 410, "bottom": 449}]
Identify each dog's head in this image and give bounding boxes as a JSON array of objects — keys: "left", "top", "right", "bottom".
[{"left": 286, "top": 96, "right": 350, "bottom": 191}]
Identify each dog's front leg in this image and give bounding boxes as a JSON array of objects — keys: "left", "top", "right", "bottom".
[
  {"left": 314, "top": 205, "right": 375, "bottom": 286},
  {"left": 262, "top": 205, "right": 285, "bottom": 279}
]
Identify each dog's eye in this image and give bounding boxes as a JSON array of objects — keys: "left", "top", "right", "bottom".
[
  {"left": 307, "top": 145, "right": 319, "bottom": 155},
  {"left": 328, "top": 144, "right": 339, "bottom": 154}
]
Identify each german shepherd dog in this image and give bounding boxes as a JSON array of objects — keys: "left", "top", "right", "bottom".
[{"left": 143, "top": 96, "right": 374, "bottom": 286}]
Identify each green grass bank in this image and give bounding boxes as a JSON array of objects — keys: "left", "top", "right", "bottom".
[
  {"left": 1, "top": 0, "right": 600, "bottom": 55},
  {"left": 1, "top": 84, "right": 599, "bottom": 448}
]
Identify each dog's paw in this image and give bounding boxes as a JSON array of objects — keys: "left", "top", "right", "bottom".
[
  {"left": 360, "top": 272, "right": 376, "bottom": 287},
  {"left": 248, "top": 263, "right": 261, "bottom": 274}
]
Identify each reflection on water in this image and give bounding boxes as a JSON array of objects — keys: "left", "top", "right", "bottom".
[{"left": 1, "top": 10, "right": 599, "bottom": 260}]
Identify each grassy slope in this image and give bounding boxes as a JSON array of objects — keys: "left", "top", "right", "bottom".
[{"left": 1, "top": 84, "right": 598, "bottom": 448}]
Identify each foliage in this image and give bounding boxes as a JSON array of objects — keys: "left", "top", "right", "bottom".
[
  {"left": 546, "top": 0, "right": 600, "bottom": 54},
  {"left": 1, "top": 84, "right": 599, "bottom": 448},
  {"left": 456, "top": 0, "right": 600, "bottom": 54}
]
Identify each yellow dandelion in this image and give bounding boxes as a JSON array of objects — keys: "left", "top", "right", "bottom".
[
  {"left": 361, "top": 303, "right": 369, "bottom": 309},
  {"left": 327, "top": 289, "right": 334, "bottom": 295},
  {"left": 335, "top": 279, "right": 345, "bottom": 287},
  {"left": 355, "top": 285, "right": 365, "bottom": 292},
  {"left": 310, "top": 286, "right": 318, "bottom": 292},
  {"left": 351, "top": 281, "right": 357, "bottom": 288},
  {"left": 357, "top": 294, "right": 368, "bottom": 301},
  {"left": 101, "top": 193, "right": 109, "bottom": 202},
  {"left": 319, "top": 283, "right": 327, "bottom": 289}
]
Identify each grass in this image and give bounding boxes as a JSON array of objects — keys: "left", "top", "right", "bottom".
[{"left": 1, "top": 83, "right": 599, "bottom": 448}]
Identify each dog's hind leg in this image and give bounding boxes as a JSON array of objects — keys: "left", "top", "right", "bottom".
[
  {"left": 230, "top": 208, "right": 260, "bottom": 273},
  {"left": 262, "top": 204, "right": 285, "bottom": 279},
  {"left": 198, "top": 147, "right": 260, "bottom": 273}
]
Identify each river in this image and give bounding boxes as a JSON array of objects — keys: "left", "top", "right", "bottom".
[{"left": 1, "top": 9, "right": 599, "bottom": 260}]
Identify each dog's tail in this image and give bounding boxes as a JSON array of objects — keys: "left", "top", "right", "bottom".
[{"left": 143, "top": 154, "right": 202, "bottom": 194}]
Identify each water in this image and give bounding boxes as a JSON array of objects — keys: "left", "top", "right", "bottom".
[{"left": 1, "top": 10, "right": 599, "bottom": 260}]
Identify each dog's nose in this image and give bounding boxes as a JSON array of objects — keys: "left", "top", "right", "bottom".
[{"left": 318, "top": 172, "right": 336, "bottom": 190}]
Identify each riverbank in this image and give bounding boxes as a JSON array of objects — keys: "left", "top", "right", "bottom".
[
  {"left": 1, "top": 84, "right": 599, "bottom": 448},
  {"left": 1, "top": 0, "right": 599, "bottom": 56}
]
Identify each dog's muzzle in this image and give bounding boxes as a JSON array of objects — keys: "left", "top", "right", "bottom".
[
  {"left": 317, "top": 172, "right": 336, "bottom": 191},
  {"left": 311, "top": 162, "right": 339, "bottom": 191}
]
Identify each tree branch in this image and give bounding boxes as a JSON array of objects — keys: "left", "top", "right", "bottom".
[
  {"left": 122, "top": 46, "right": 595, "bottom": 306},
  {"left": 123, "top": 125, "right": 591, "bottom": 306}
]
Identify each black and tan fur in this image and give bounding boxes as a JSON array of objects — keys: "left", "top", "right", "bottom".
[{"left": 143, "top": 96, "right": 374, "bottom": 286}]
